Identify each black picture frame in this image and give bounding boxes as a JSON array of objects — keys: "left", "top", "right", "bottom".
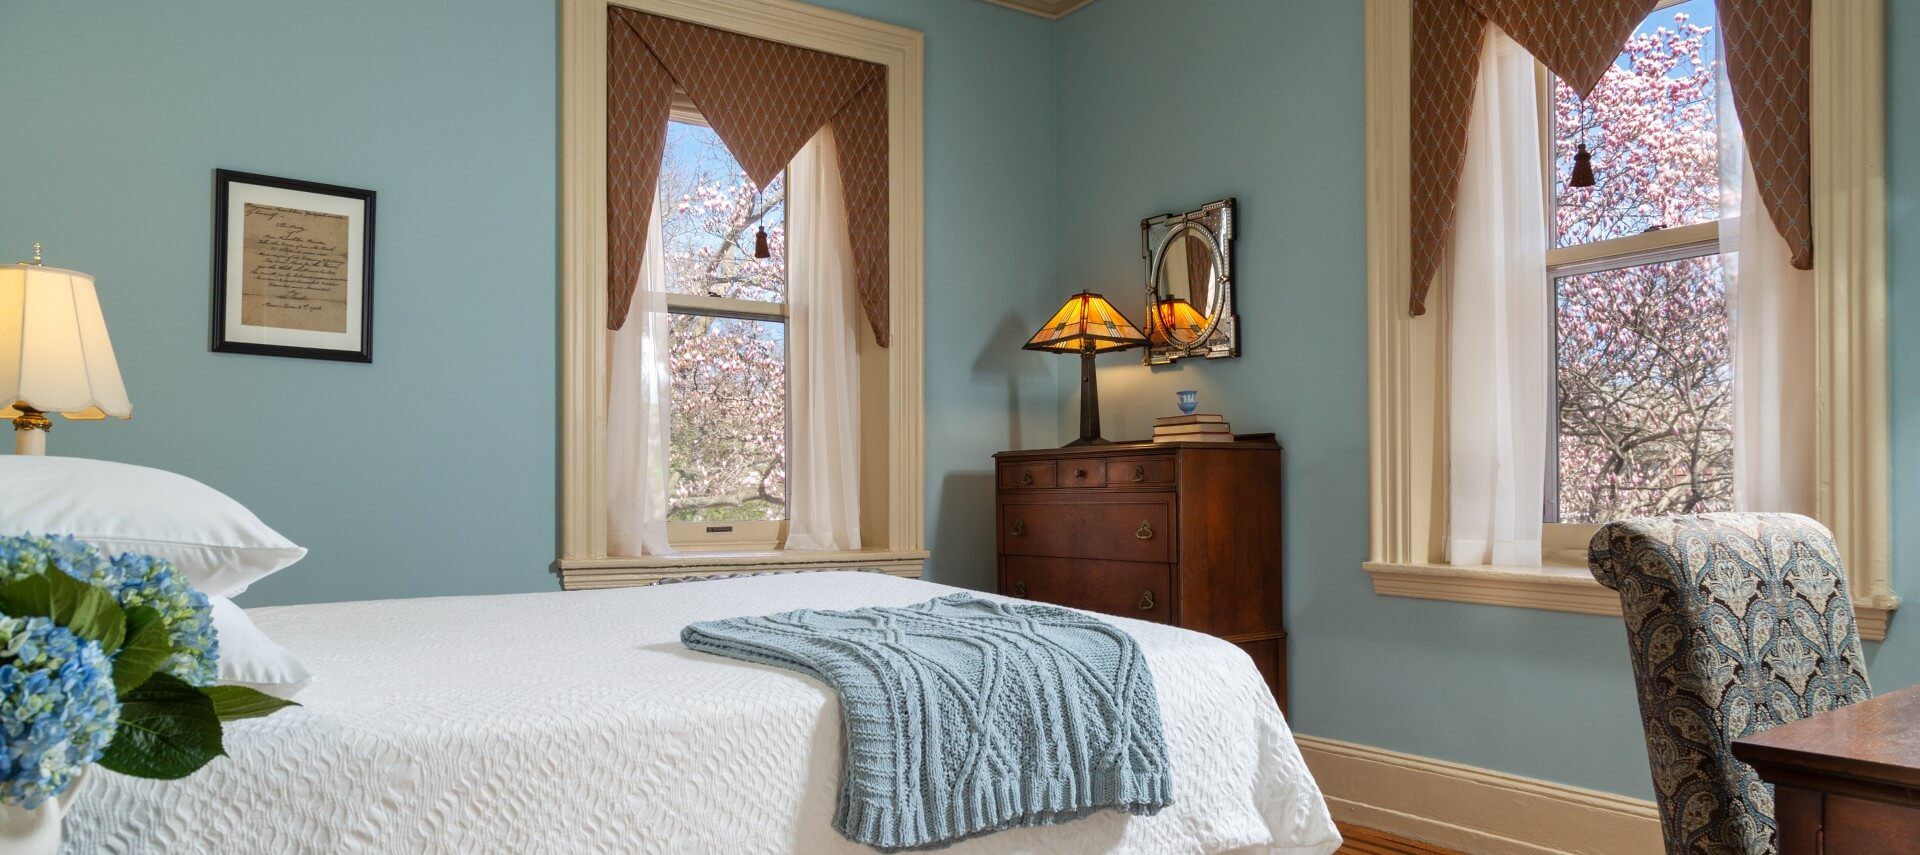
[{"left": 210, "top": 169, "right": 376, "bottom": 363}]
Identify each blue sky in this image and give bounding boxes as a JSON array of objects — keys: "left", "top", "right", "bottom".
[{"left": 1628, "top": 0, "right": 1717, "bottom": 69}]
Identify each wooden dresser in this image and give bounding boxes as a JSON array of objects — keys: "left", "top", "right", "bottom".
[{"left": 993, "top": 436, "right": 1287, "bottom": 711}]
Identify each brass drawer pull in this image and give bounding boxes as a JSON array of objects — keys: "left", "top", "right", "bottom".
[
  {"left": 1010, "top": 520, "right": 1026, "bottom": 536},
  {"left": 1135, "top": 521, "right": 1154, "bottom": 540},
  {"left": 1138, "top": 590, "right": 1155, "bottom": 610},
  {"left": 1073, "top": 468, "right": 1087, "bottom": 479},
  {"left": 1013, "top": 582, "right": 1028, "bottom": 597},
  {"left": 1130, "top": 465, "right": 1146, "bottom": 482},
  {"left": 1020, "top": 470, "right": 1034, "bottom": 485}
]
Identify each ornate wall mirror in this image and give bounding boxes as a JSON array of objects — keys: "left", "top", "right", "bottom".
[{"left": 1142, "top": 197, "right": 1237, "bottom": 364}]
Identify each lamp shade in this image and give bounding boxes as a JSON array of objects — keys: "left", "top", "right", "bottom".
[
  {"left": 1023, "top": 291, "right": 1147, "bottom": 354},
  {"left": 1147, "top": 297, "right": 1209, "bottom": 346},
  {"left": 0, "top": 263, "right": 131, "bottom": 420}
]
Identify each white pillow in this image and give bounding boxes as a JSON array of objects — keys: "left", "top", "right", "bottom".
[
  {"left": 0, "top": 456, "right": 306, "bottom": 597},
  {"left": 210, "top": 596, "right": 311, "bottom": 700}
]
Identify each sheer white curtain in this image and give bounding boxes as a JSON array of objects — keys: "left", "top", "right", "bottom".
[
  {"left": 607, "top": 196, "right": 676, "bottom": 556},
  {"left": 783, "top": 127, "right": 863, "bottom": 551},
  {"left": 1447, "top": 27, "right": 1549, "bottom": 567},
  {"left": 1717, "top": 65, "right": 1815, "bottom": 515}
]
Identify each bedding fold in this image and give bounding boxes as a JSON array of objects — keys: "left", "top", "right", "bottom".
[{"left": 681, "top": 592, "right": 1174, "bottom": 851}]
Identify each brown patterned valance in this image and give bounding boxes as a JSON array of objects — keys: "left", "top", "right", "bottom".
[
  {"left": 607, "top": 9, "right": 891, "bottom": 345},
  {"left": 1721, "top": 0, "right": 1812, "bottom": 269},
  {"left": 1407, "top": 0, "right": 1487, "bottom": 317},
  {"left": 607, "top": 15, "right": 675, "bottom": 331},
  {"left": 1464, "top": 1, "right": 1660, "bottom": 98},
  {"left": 829, "top": 78, "right": 891, "bottom": 346},
  {"left": 1407, "top": 0, "right": 1813, "bottom": 316}
]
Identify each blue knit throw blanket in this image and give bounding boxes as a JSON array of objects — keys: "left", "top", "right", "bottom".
[{"left": 681, "top": 593, "right": 1174, "bottom": 851}]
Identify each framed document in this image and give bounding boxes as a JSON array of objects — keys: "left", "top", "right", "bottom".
[{"left": 211, "top": 169, "right": 375, "bottom": 362}]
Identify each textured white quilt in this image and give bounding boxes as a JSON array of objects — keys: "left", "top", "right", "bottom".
[{"left": 67, "top": 572, "right": 1339, "bottom": 854}]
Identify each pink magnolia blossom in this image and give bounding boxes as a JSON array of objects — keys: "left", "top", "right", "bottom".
[
  {"left": 1551, "top": 12, "right": 1731, "bottom": 523},
  {"left": 656, "top": 128, "right": 789, "bottom": 522}
]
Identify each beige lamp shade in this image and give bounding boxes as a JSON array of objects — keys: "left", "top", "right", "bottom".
[{"left": 0, "top": 263, "right": 131, "bottom": 420}]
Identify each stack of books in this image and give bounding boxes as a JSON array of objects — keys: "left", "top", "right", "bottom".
[{"left": 1153, "top": 413, "right": 1234, "bottom": 443}]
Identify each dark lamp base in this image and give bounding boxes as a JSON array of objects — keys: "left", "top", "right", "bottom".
[
  {"left": 1063, "top": 349, "right": 1113, "bottom": 448},
  {"left": 1063, "top": 436, "right": 1114, "bottom": 448}
]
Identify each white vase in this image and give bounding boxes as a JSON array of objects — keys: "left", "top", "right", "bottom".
[{"left": 0, "top": 770, "right": 88, "bottom": 855}]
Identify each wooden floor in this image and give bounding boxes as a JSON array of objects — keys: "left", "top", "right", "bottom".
[{"left": 1336, "top": 822, "right": 1464, "bottom": 855}]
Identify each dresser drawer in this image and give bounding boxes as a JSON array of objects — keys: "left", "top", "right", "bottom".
[
  {"left": 1058, "top": 461, "right": 1107, "bottom": 488},
  {"left": 1000, "top": 556, "right": 1172, "bottom": 623},
  {"left": 998, "top": 496, "right": 1173, "bottom": 563},
  {"left": 997, "top": 460, "right": 1057, "bottom": 489},
  {"left": 1105, "top": 456, "right": 1174, "bottom": 486}
]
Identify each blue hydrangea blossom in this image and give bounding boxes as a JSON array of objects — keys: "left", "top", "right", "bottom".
[
  {"left": 0, "top": 535, "right": 218, "bottom": 686},
  {"left": 0, "top": 616, "right": 118, "bottom": 808}
]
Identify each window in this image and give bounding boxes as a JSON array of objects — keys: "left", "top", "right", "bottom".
[
  {"left": 1544, "top": 0, "right": 1728, "bottom": 525},
  {"left": 1362, "top": 0, "right": 1892, "bottom": 632},
  {"left": 657, "top": 118, "right": 789, "bottom": 543},
  {"left": 560, "top": 2, "right": 928, "bottom": 587}
]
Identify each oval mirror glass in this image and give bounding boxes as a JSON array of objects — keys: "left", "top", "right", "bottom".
[{"left": 1151, "top": 223, "right": 1218, "bottom": 349}]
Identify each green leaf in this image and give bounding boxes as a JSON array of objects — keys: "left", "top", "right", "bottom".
[
  {"left": 0, "top": 573, "right": 53, "bottom": 617},
  {"left": 0, "top": 571, "right": 126, "bottom": 653},
  {"left": 98, "top": 673, "right": 224, "bottom": 780},
  {"left": 111, "top": 606, "right": 172, "bottom": 695},
  {"left": 49, "top": 571, "right": 127, "bottom": 654},
  {"left": 205, "top": 685, "right": 299, "bottom": 722}
]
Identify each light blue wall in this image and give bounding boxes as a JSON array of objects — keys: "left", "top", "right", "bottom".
[
  {"left": 0, "top": 0, "right": 560, "bottom": 607},
  {"left": 0, "top": 0, "right": 1059, "bottom": 604},
  {"left": 1880, "top": 0, "right": 1920, "bottom": 696},
  {"left": 806, "top": 0, "right": 1064, "bottom": 591},
  {"left": 1055, "top": 0, "right": 1920, "bottom": 802}
]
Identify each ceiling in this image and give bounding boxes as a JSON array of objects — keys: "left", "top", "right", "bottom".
[{"left": 978, "top": 0, "right": 1100, "bottom": 21}]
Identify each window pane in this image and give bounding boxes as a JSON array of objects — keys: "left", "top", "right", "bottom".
[
  {"left": 1553, "top": 0, "right": 1719, "bottom": 247},
  {"left": 658, "top": 121, "right": 786, "bottom": 302},
  {"left": 668, "top": 314, "right": 787, "bottom": 522},
  {"left": 1554, "top": 255, "right": 1730, "bottom": 523}
]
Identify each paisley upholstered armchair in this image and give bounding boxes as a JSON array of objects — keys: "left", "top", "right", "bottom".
[{"left": 1589, "top": 513, "right": 1873, "bottom": 854}]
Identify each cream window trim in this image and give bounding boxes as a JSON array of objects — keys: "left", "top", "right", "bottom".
[
  {"left": 1543, "top": 221, "right": 1720, "bottom": 273},
  {"left": 558, "top": 548, "right": 931, "bottom": 589},
  {"left": 669, "top": 90, "right": 704, "bottom": 125},
  {"left": 1362, "top": 0, "right": 1895, "bottom": 640},
  {"left": 557, "top": 0, "right": 926, "bottom": 588},
  {"left": 667, "top": 519, "right": 788, "bottom": 549},
  {"left": 665, "top": 293, "right": 789, "bottom": 320},
  {"left": 1541, "top": 522, "right": 1596, "bottom": 566}
]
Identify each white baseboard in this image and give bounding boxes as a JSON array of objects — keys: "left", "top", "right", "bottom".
[{"left": 1295, "top": 734, "right": 1662, "bottom": 855}]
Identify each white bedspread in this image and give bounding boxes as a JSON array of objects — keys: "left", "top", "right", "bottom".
[{"left": 68, "top": 572, "right": 1339, "bottom": 854}]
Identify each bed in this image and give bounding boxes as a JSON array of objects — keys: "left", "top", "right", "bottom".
[{"left": 66, "top": 571, "right": 1340, "bottom": 853}]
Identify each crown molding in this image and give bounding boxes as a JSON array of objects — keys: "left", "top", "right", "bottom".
[{"left": 977, "top": 0, "right": 1098, "bottom": 21}]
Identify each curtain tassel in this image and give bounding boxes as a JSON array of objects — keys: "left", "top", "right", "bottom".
[
  {"left": 753, "top": 226, "right": 771, "bottom": 259},
  {"left": 1569, "top": 142, "right": 1596, "bottom": 188}
]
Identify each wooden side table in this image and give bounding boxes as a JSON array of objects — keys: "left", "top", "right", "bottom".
[{"left": 1731, "top": 683, "right": 1920, "bottom": 853}]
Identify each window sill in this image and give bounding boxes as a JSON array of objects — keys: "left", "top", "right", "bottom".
[
  {"left": 1364, "top": 561, "right": 1894, "bottom": 642},
  {"left": 552, "top": 548, "right": 928, "bottom": 590}
]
